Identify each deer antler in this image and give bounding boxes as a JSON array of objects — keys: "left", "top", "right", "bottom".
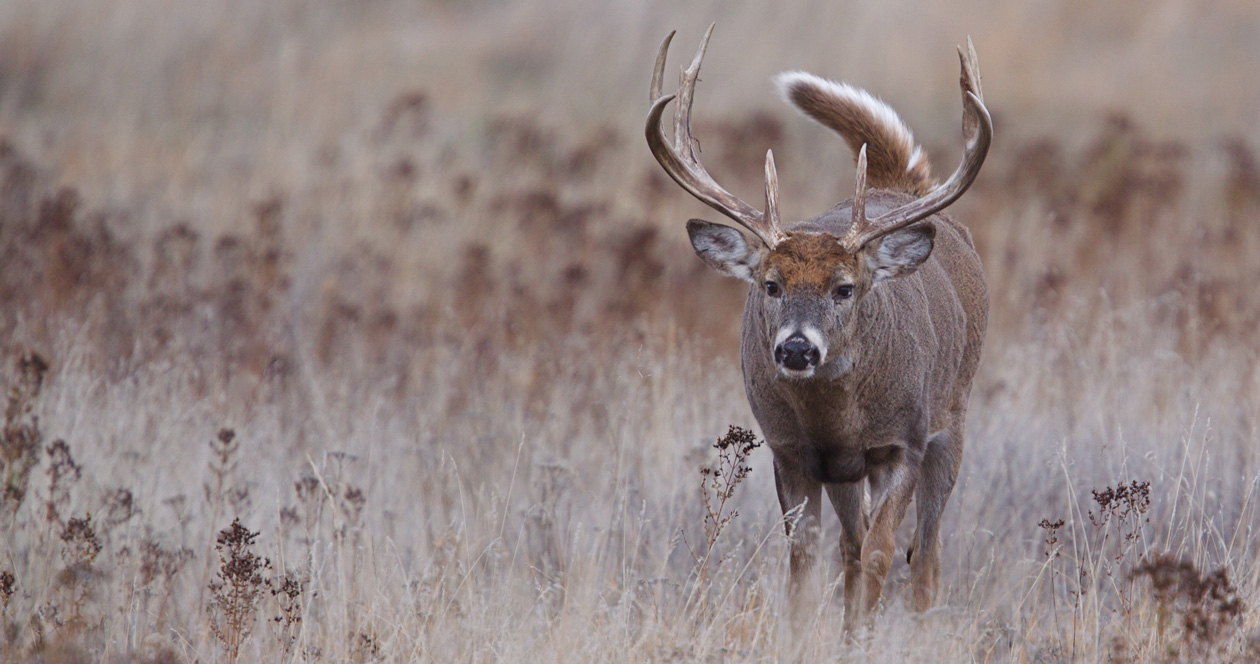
[
  {"left": 840, "top": 37, "right": 992, "bottom": 253},
  {"left": 647, "top": 25, "right": 786, "bottom": 248}
]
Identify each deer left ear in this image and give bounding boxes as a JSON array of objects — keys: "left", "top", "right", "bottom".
[{"left": 863, "top": 223, "right": 936, "bottom": 283}]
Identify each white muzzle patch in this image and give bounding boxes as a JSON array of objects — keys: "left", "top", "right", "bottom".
[{"left": 773, "top": 324, "right": 828, "bottom": 380}]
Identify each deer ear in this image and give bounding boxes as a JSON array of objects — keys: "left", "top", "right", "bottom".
[
  {"left": 863, "top": 223, "right": 935, "bottom": 284},
  {"left": 687, "top": 219, "right": 761, "bottom": 283}
]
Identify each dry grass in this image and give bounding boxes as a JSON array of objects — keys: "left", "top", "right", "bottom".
[{"left": 0, "top": 0, "right": 1258, "bottom": 661}]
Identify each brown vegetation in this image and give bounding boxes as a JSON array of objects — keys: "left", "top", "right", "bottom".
[{"left": 0, "top": 0, "right": 1257, "bottom": 661}]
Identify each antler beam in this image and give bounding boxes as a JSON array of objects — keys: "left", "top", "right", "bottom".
[
  {"left": 841, "top": 37, "right": 992, "bottom": 253},
  {"left": 647, "top": 25, "right": 786, "bottom": 248}
]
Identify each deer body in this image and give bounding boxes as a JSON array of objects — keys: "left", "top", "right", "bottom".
[
  {"left": 647, "top": 26, "right": 992, "bottom": 628},
  {"left": 740, "top": 196, "right": 986, "bottom": 623},
  {"left": 743, "top": 200, "right": 982, "bottom": 483}
]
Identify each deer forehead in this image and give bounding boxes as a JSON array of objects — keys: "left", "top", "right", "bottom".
[{"left": 764, "top": 232, "right": 859, "bottom": 290}]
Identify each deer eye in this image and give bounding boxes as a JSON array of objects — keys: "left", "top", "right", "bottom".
[
  {"left": 833, "top": 284, "right": 854, "bottom": 301},
  {"left": 765, "top": 281, "right": 782, "bottom": 298}
]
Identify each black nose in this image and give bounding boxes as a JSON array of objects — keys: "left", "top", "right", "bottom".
[{"left": 774, "top": 335, "right": 820, "bottom": 371}]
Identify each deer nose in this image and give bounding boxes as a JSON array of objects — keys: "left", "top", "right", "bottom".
[{"left": 774, "top": 335, "right": 820, "bottom": 371}]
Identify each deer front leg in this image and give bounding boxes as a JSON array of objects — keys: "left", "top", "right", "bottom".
[
  {"left": 773, "top": 456, "right": 822, "bottom": 621},
  {"left": 826, "top": 481, "right": 868, "bottom": 633},
  {"left": 861, "top": 461, "right": 918, "bottom": 617},
  {"left": 909, "top": 428, "right": 963, "bottom": 611}
]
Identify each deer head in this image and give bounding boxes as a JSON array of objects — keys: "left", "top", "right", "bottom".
[{"left": 648, "top": 25, "right": 991, "bottom": 380}]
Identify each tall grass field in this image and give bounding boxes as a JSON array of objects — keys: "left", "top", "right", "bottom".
[{"left": 1, "top": 1, "right": 1258, "bottom": 661}]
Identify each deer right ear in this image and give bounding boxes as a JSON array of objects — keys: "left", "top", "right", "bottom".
[{"left": 687, "top": 219, "right": 761, "bottom": 283}]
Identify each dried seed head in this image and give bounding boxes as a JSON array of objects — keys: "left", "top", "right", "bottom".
[
  {"left": 0, "top": 569, "right": 15, "bottom": 608},
  {"left": 60, "top": 514, "right": 102, "bottom": 565}
]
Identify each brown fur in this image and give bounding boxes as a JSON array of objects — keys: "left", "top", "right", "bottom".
[
  {"left": 781, "top": 80, "right": 934, "bottom": 195},
  {"left": 763, "top": 232, "right": 859, "bottom": 293},
  {"left": 737, "top": 192, "right": 987, "bottom": 631}
]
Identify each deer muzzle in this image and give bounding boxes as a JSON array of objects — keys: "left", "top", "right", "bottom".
[{"left": 774, "top": 328, "right": 826, "bottom": 378}]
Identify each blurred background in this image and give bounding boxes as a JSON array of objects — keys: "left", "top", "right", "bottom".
[
  {"left": 1, "top": 1, "right": 1258, "bottom": 661},
  {"left": 1, "top": 0, "right": 1258, "bottom": 365}
]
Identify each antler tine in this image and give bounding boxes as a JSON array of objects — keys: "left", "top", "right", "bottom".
[
  {"left": 673, "top": 24, "right": 713, "bottom": 165},
  {"left": 958, "top": 36, "right": 984, "bottom": 148},
  {"left": 649, "top": 30, "right": 674, "bottom": 104},
  {"left": 846, "top": 40, "right": 993, "bottom": 251},
  {"left": 841, "top": 144, "right": 870, "bottom": 250},
  {"left": 764, "top": 150, "right": 785, "bottom": 240},
  {"left": 961, "top": 36, "right": 983, "bottom": 104},
  {"left": 645, "top": 25, "right": 784, "bottom": 247}
]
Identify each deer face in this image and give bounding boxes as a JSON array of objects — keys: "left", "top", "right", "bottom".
[{"left": 688, "top": 219, "right": 935, "bottom": 379}]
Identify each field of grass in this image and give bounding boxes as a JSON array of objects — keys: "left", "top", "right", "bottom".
[{"left": 1, "top": 1, "right": 1259, "bottom": 661}]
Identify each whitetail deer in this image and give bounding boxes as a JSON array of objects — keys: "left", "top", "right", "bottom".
[{"left": 647, "top": 25, "right": 992, "bottom": 629}]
